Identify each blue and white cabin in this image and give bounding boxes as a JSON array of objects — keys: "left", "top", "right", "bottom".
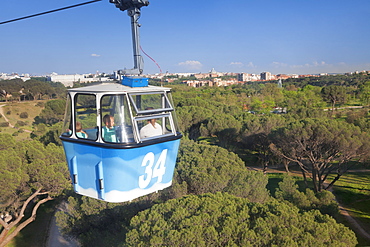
[{"left": 60, "top": 82, "right": 182, "bottom": 203}]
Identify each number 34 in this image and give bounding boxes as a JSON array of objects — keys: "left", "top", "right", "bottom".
[{"left": 138, "top": 149, "right": 168, "bottom": 189}]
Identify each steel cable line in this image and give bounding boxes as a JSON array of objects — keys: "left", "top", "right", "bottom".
[{"left": 0, "top": 0, "right": 102, "bottom": 25}]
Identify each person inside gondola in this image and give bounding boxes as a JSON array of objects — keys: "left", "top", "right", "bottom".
[
  {"left": 102, "top": 114, "right": 117, "bottom": 142},
  {"left": 76, "top": 122, "right": 88, "bottom": 138},
  {"left": 140, "top": 118, "right": 162, "bottom": 139}
]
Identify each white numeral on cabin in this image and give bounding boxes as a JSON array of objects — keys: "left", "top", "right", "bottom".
[{"left": 139, "top": 149, "right": 168, "bottom": 189}]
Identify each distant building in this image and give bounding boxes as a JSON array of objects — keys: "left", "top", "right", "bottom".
[
  {"left": 237, "top": 73, "right": 260, "bottom": 82},
  {"left": 237, "top": 73, "right": 250, "bottom": 82},
  {"left": 175, "top": 73, "right": 194, "bottom": 78},
  {"left": 194, "top": 73, "right": 209, "bottom": 79},
  {"left": 186, "top": 80, "right": 214, "bottom": 87},
  {"left": 276, "top": 74, "right": 290, "bottom": 80},
  {"left": 0, "top": 73, "right": 31, "bottom": 82},
  {"left": 209, "top": 68, "right": 223, "bottom": 77},
  {"left": 47, "top": 73, "right": 113, "bottom": 87},
  {"left": 260, "top": 71, "right": 273, "bottom": 80}
]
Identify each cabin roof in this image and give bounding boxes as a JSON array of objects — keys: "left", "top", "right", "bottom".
[{"left": 68, "top": 82, "right": 171, "bottom": 94}]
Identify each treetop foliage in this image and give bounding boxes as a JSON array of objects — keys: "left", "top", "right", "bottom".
[
  {"left": 0, "top": 134, "right": 69, "bottom": 213},
  {"left": 270, "top": 118, "right": 370, "bottom": 192},
  {"left": 0, "top": 78, "right": 66, "bottom": 101},
  {"left": 0, "top": 134, "right": 70, "bottom": 246},
  {"left": 167, "top": 139, "right": 269, "bottom": 203},
  {"left": 125, "top": 192, "right": 357, "bottom": 247}
]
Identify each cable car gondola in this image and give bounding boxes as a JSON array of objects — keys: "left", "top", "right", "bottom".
[{"left": 60, "top": 0, "right": 182, "bottom": 203}]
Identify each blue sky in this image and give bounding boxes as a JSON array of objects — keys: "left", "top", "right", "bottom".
[{"left": 1, "top": 0, "right": 370, "bottom": 75}]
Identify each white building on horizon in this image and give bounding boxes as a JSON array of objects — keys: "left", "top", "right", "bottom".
[{"left": 47, "top": 73, "right": 113, "bottom": 87}]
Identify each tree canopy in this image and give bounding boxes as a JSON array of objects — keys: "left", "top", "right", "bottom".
[
  {"left": 126, "top": 192, "right": 357, "bottom": 246},
  {"left": 0, "top": 134, "right": 70, "bottom": 246},
  {"left": 167, "top": 139, "right": 269, "bottom": 203},
  {"left": 269, "top": 118, "right": 370, "bottom": 192}
]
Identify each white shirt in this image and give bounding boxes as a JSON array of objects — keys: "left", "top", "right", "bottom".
[{"left": 140, "top": 122, "right": 162, "bottom": 139}]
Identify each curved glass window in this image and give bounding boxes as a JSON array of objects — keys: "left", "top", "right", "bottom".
[
  {"left": 74, "top": 94, "right": 98, "bottom": 140},
  {"left": 101, "top": 95, "right": 134, "bottom": 143},
  {"left": 61, "top": 94, "right": 72, "bottom": 137},
  {"left": 128, "top": 92, "right": 179, "bottom": 142}
]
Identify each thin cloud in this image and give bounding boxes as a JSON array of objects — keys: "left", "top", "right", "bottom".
[
  {"left": 273, "top": 61, "right": 331, "bottom": 69},
  {"left": 178, "top": 60, "right": 203, "bottom": 71},
  {"left": 91, "top": 54, "right": 101, "bottom": 57},
  {"left": 230, "top": 62, "right": 243, "bottom": 66},
  {"left": 272, "top": 61, "right": 288, "bottom": 67},
  {"left": 246, "top": 62, "right": 256, "bottom": 68}
]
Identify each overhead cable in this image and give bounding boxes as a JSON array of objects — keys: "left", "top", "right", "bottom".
[{"left": 0, "top": 0, "right": 102, "bottom": 25}]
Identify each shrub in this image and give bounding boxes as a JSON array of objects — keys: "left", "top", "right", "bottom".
[
  {"left": 0, "top": 122, "right": 9, "bottom": 127},
  {"left": 20, "top": 112, "right": 28, "bottom": 119},
  {"left": 36, "top": 102, "right": 45, "bottom": 107},
  {"left": 16, "top": 121, "right": 27, "bottom": 127}
]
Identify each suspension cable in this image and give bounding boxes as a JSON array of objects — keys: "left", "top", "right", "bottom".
[{"left": 0, "top": 0, "right": 102, "bottom": 25}]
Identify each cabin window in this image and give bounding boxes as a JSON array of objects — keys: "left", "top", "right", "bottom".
[
  {"left": 128, "top": 92, "right": 179, "bottom": 141},
  {"left": 61, "top": 94, "right": 72, "bottom": 137},
  {"left": 101, "top": 94, "right": 134, "bottom": 143},
  {"left": 74, "top": 94, "right": 98, "bottom": 140},
  {"left": 128, "top": 92, "right": 173, "bottom": 114},
  {"left": 136, "top": 113, "right": 176, "bottom": 141}
]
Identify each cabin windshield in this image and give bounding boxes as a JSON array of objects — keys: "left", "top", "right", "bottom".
[{"left": 101, "top": 94, "right": 134, "bottom": 143}]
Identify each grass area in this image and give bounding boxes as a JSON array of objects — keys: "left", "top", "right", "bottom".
[
  {"left": 267, "top": 171, "right": 370, "bottom": 247},
  {"left": 0, "top": 101, "right": 44, "bottom": 141},
  {"left": 328, "top": 172, "right": 370, "bottom": 246},
  {"left": 266, "top": 172, "right": 310, "bottom": 196}
]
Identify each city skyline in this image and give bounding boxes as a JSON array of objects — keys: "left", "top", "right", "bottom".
[{"left": 0, "top": 0, "right": 369, "bottom": 76}]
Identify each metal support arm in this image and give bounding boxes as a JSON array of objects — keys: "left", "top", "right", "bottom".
[{"left": 110, "top": 0, "right": 149, "bottom": 76}]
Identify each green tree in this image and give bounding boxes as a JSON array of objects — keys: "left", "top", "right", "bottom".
[
  {"left": 169, "top": 139, "right": 269, "bottom": 203},
  {"left": 260, "top": 83, "right": 284, "bottom": 106},
  {"left": 126, "top": 193, "right": 357, "bottom": 246},
  {"left": 241, "top": 115, "right": 286, "bottom": 172},
  {"left": 0, "top": 135, "right": 70, "bottom": 246},
  {"left": 275, "top": 174, "right": 338, "bottom": 215},
  {"left": 34, "top": 99, "right": 66, "bottom": 125},
  {"left": 270, "top": 118, "right": 370, "bottom": 192},
  {"left": 359, "top": 81, "right": 370, "bottom": 106},
  {"left": 321, "top": 85, "right": 347, "bottom": 112},
  {"left": 56, "top": 140, "right": 270, "bottom": 245}
]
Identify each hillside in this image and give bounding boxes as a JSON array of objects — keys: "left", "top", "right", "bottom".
[{"left": 0, "top": 101, "right": 45, "bottom": 140}]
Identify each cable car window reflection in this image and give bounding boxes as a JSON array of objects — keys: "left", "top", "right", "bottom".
[
  {"left": 62, "top": 94, "right": 72, "bottom": 137},
  {"left": 128, "top": 92, "right": 173, "bottom": 114},
  {"left": 75, "top": 94, "right": 98, "bottom": 140},
  {"left": 136, "top": 114, "right": 175, "bottom": 141},
  {"left": 101, "top": 94, "right": 134, "bottom": 143}
]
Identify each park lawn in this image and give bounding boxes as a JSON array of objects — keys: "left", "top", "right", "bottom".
[
  {"left": 328, "top": 172, "right": 370, "bottom": 232},
  {"left": 266, "top": 172, "right": 310, "bottom": 196},
  {"left": 267, "top": 171, "right": 370, "bottom": 246},
  {"left": 0, "top": 101, "right": 44, "bottom": 141}
]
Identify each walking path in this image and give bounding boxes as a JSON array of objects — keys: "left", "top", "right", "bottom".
[
  {"left": 46, "top": 203, "right": 80, "bottom": 247},
  {"left": 0, "top": 103, "right": 32, "bottom": 132},
  {"left": 0, "top": 104, "right": 14, "bottom": 127}
]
